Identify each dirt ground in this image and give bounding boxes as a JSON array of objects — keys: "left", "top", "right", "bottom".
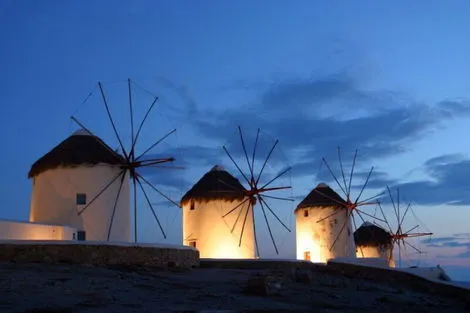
[{"left": 0, "top": 261, "right": 469, "bottom": 313}]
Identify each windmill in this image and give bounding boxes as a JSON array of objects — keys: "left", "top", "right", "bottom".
[
  {"left": 219, "top": 126, "right": 294, "bottom": 257},
  {"left": 316, "top": 147, "right": 386, "bottom": 251},
  {"left": 354, "top": 221, "right": 394, "bottom": 266},
  {"left": 296, "top": 147, "right": 387, "bottom": 263},
  {"left": 68, "top": 78, "right": 182, "bottom": 242},
  {"left": 376, "top": 186, "right": 433, "bottom": 267}
]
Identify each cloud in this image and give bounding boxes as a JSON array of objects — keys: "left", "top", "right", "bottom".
[
  {"left": 421, "top": 234, "right": 470, "bottom": 254},
  {"left": 153, "top": 76, "right": 199, "bottom": 118},
  {"left": 429, "top": 241, "right": 470, "bottom": 248},
  {"left": 421, "top": 234, "right": 470, "bottom": 263},
  {"left": 138, "top": 72, "right": 470, "bottom": 207},
  {"left": 193, "top": 75, "right": 470, "bottom": 175},
  {"left": 388, "top": 154, "right": 470, "bottom": 205},
  {"left": 421, "top": 236, "right": 457, "bottom": 244},
  {"left": 454, "top": 249, "right": 470, "bottom": 258},
  {"left": 139, "top": 167, "right": 190, "bottom": 190},
  {"left": 319, "top": 168, "right": 398, "bottom": 192},
  {"left": 454, "top": 233, "right": 470, "bottom": 239},
  {"left": 148, "top": 146, "right": 222, "bottom": 167},
  {"left": 435, "top": 250, "right": 470, "bottom": 259}
]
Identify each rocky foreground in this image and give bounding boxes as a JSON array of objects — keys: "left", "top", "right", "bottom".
[{"left": 0, "top": 261, "right": 469, "bottom": 313}]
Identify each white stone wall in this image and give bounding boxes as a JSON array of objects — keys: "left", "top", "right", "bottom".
[
  {"left": 29, "top": 165, "right": 131, "bottom": 242},
  {"left": 296, "top": 206, "right": 355, "bottom": 263},
  {"left": 182, "top": 198, "right": 255, "bottom": 259},
  {"left": 0, "top": 219, "right": 77, "bottom": 240}
]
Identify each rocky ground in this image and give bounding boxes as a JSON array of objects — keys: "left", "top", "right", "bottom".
[{"left": 0, "top": 261, "right": 469, "bottom": 313}]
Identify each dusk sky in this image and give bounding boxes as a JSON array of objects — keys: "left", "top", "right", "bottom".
[{"left": 1, "top": 1, "right": 470, "bottom": 280}]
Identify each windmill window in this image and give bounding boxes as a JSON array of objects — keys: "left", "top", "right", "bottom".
[
  {"left": 334, "top": 219, "right": 338, "bottom": 225},
  {"left": 76, "top": 193, "right": 87, "bottom": 205},
  {"left": 304, "top": 210, "right": 309, "bottom": 217},
  {"left": 304, "top": 251, "right": 311, "bottom": 261},
  {"left": 190, "top": 201, "right": 195, "bottom": 211},
  {"left": 77, "top": 231, "right": 86, "bottom": 241},
  {"left": 189, "top": 240, "right": 197, "bottom": 248}
]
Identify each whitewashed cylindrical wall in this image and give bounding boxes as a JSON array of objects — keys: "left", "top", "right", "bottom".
[
  {"left": 296, "top": 206, "right": 355, "bottom": 263},
  {"left": 182, "top": 198, "right": 255, "bottom": 259},
  {"left": 356, "top": 245, "right": 395, "bottom": 267},
  {"left": 29, "top": 165, "right": 131, "bottom": 242}
]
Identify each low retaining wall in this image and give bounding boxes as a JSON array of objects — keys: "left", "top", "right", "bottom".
[
  {"left": 0, "top": 240, "right": 199, "bottom": 269},
  {"left": 0, "top": 219, "right": 77, "bottom": 240}
]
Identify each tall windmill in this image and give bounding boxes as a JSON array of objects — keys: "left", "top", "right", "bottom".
[
  {"left": 315, "top": 147, "right": 386, "bottom": 252},
  {"left": 69, "top": 79, "right": 182, "bottom": 242},
  {"left": 376, "top": 186, "right": 433, "bottom": 267},
  {"left": 219, "top": 126, "right": 294, "bottom": 257}
]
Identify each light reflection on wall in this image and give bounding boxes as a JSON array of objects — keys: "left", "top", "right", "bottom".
[
  {"left": 182, "top": 199, "right": 255, "bottom": 259},
  {"left": 296, "top": 230, "right": 323, "bottom": 263},
  {"left": 296, "top": 206, "right": 355, "bottom": 263},
  {"left": 356, "top": 245, "right": 395, "bottom": 267},
  {"left": 0, "top": 220, "right": 77, "bottom": 240}
]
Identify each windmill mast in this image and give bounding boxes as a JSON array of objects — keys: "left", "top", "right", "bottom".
[
  {"left": 221, "top": 126, "right": 293, "bottom": 257},
  {"left": 319, "top": 147, "right": 386, "bottom": 253},
  {"left": 70, "top": 78, "right": 181, "bottom": 243},
  {"left": 376, "top": 187, "right": 433, "bottom": 267}
]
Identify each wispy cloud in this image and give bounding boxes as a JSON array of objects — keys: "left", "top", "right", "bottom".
[
  {"left": 139, "top": 72, "right": 470, "bottom": 207},
  {"left": 421, "top": 234, "right": 470, "bottom": 256},
  {"left": 193, "top": 74, "right": 470, "bottom": 173},
  {"left": 388, "top": 154, "right": 470, "bottom": 205},
  {"left": 454, "top": 249, "right": 470, "bottom": 258}
]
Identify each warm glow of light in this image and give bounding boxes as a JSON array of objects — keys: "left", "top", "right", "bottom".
[
  {"left": 210, "top": 242, "right": 248, "bottom": 259},
  {"left": 356, "top": 245, "right": 395, "bottom": 267},
  {"left": 182, "top": 199, "right": 256, "bottom": 259},
  {"left": 0, "top": 220, "right": 77, "bottom": 240},
  {"left": 295, "top": 206, "right": 356, "bottom": 263},
  {"left": 296, "top": 231, "right": 324, "bottom": 263}
]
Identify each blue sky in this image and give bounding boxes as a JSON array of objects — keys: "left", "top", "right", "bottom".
[{"left": 1, "top": 1, "right": 470, "bottom": 280}]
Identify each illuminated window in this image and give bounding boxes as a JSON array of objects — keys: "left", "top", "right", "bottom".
[
  {"left": 189, "top": 240, "right": 197, "bottom": 248},
  {"left": 190, "top": 201, "right": 195, "bottom": 211},
  {"left": 76, "top": 193, "right": 87, "bottom": 205},
  {"left": 304, "top": 210, "right": 309, "bottom": 217},
  {"left": 304, "top": 251, "right": 311, "bottom": 261}
]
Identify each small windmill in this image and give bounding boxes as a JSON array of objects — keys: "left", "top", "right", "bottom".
[
  {"left": 376, "top": 186, "right": 433, "bottom": 267},
  {"left": 71, "top": 79, "right": 181, "bottom": 242},
  {"left": 315, "top": 147, "right": 386, "bottom": 252},
  {"left": 220, "top": 126, "right": 293, "bottom": 257}
]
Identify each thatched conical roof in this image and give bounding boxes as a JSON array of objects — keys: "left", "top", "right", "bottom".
[
  {"left": 180, "top": 165, "right": 247, "bottom": 205},
  {"left": 28, "top": 129, "right": 125, "bottom": 178},
  {"left": 354, "top": 222, "right": 393, "bottom": 246},
  {"left": 295, "top": 183, "right": 347, "bottom": 212}
]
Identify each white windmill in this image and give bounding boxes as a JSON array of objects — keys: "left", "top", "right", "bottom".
[
  {"left": 29, "top": 79, "right": 181, "bottom": 243},
  {"left": 295, "top": 147, "right": 385, "bottom": 263},
  {"left": 181, "top": 126, "right": 293, "bottom": 259}
]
